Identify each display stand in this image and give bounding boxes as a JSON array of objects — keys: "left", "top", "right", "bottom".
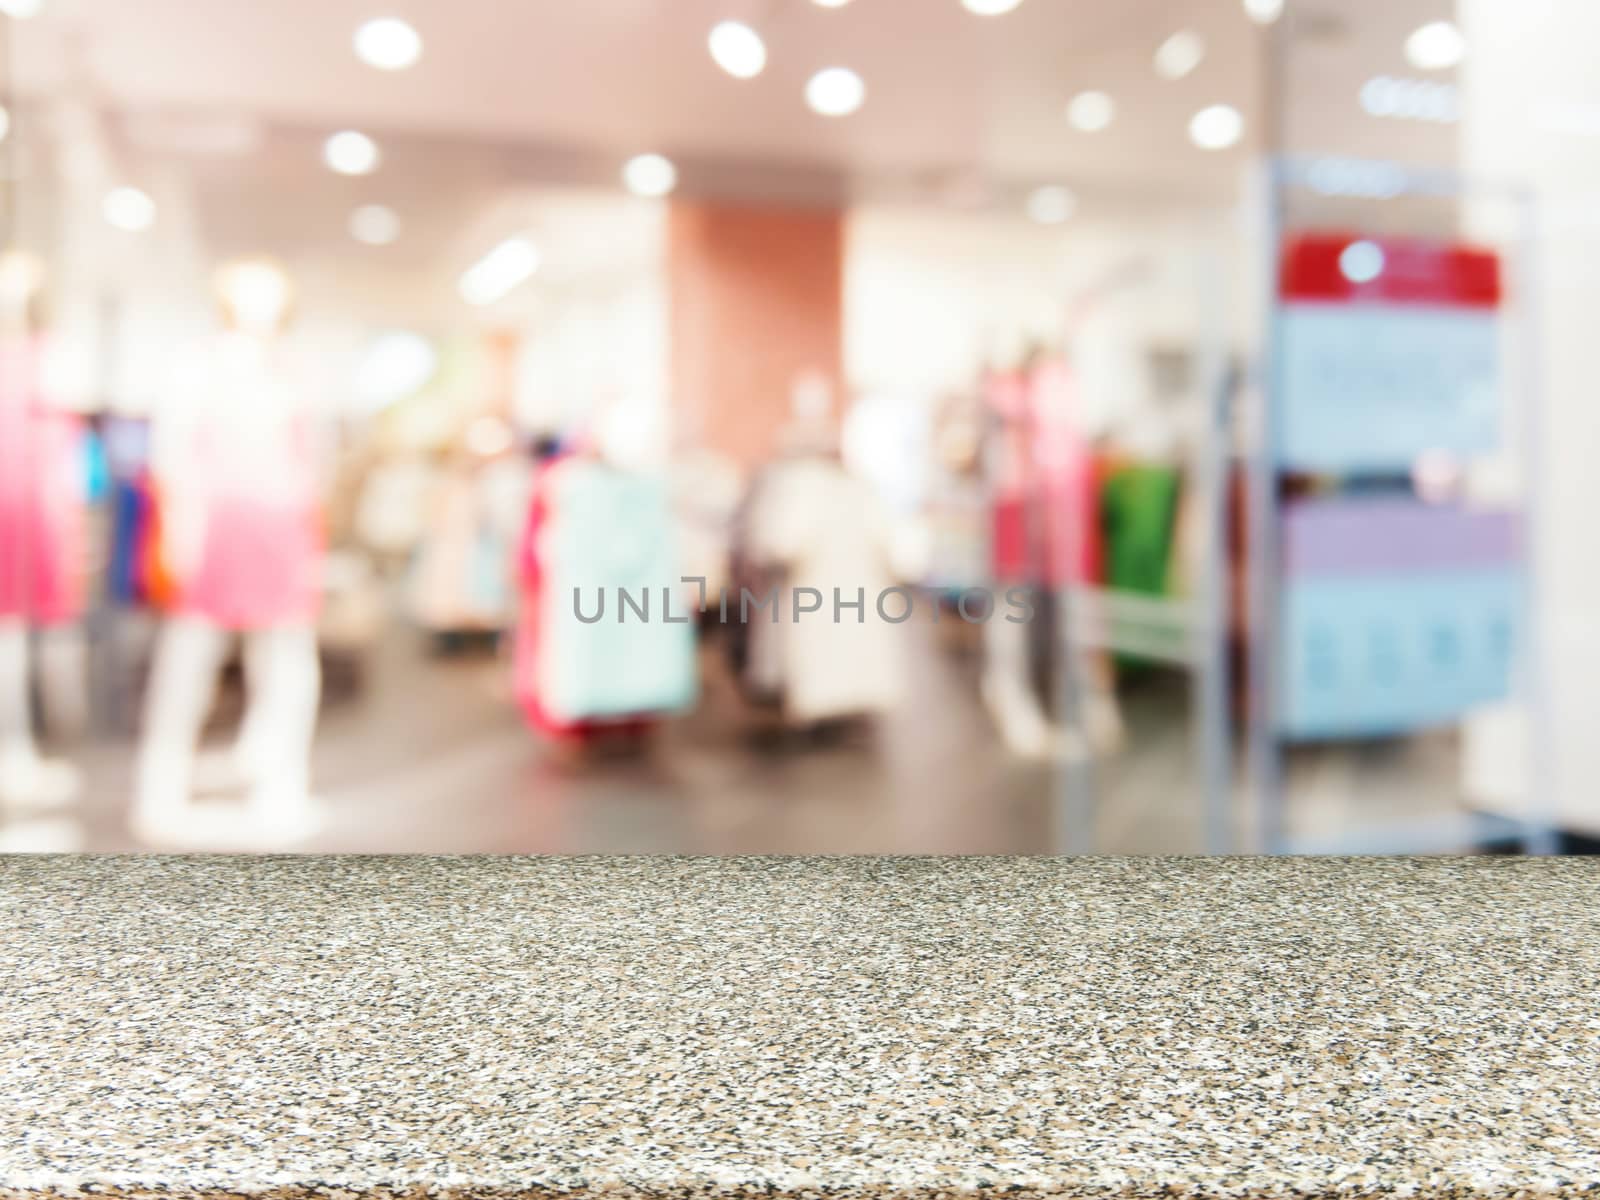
[{"left": 1245, "top": 155, "right": 1558, "bottom": 855}]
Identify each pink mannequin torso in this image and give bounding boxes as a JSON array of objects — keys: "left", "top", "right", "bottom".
[
  {"left": 0, "top": 335, "right": 87, "bottom": 626},
  {"left": 170, "top": 333, "right": 323, "bottom": 630}
]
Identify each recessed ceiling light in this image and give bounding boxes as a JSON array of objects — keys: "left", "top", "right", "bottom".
[
  {"left": 0, "top": 0, "right": 44, "bottom": 18},
  {"left": 102, "top": 186, "right": 156, "bottom": 232},
  {"left": 0, "top": 105, "right": 10, "bottom": 142},
  {"left": 1154, "top": 30, "right": 1205, "bottom": 80},
  {"left": 708, "top": 21, "right": 767, "bottom": 79},
  {"left": 1066, "top": 90, "right": 1115, "bottom": 132},
  {"left": 353, "top": 17, "right": 422, "bottom": 70},
  {"left": 1339, "top": 240, "right": 1385, "bottom": 284},
  {"left": 622, "top": 153, "right": 679, "bottom": 197},
  {"left": 1189, "top": 103, "right": 1244, "bottom": 150},
  {"left": 349, "top": 204, "right": 402, "bottom": 245},
  {"left": 962, "top": 0, "right": 1023, "bottom": 14},
  {"left": 1241, "top": 0, "right": 1283, "bottom": 24},
  {"left": 459, "top": 238, "right": 540, "bottom": 307},
  {"left": 1405, "top": 20, "right": 1466, "bottom": 71},
  {"left": 812, "top": 0, "right": 852, "bottom": 7},
  {"left": 806, "top": 67, "right": 866, "bottom": 117},
  {"left": 1026, "top": 185, "right": 1077, "bottom": 224},
  {"left": 323, "top": 130, "right": 381, "bottom": 175}
]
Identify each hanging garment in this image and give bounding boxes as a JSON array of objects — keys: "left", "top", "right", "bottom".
[
  {"left": 514, "top": 454, "right": 624, "bottom": 739},
  {"left": 513, "top": 458, "right": 572, "bottom": 736},
  {"left": 410, "top": 458, "right": 528, "bottom": 633},
  {"left": 748, "top": 455, "right": 903, "bottom": 724},
  {"left": 105, "top": 416, "right": 155, "bottom": 606},
  {"left": 523, "top": 457, "right": 697, "bottom": 725},
  {"left": 141, "top": 478, "right": 183, "bottom": 611},
  {"left": 0, "top": 336, "right": 88, "bottom": 626},
  {"left": 354, "top": 456, "right": 436, "bottom": 561},
  {"left": 1101, "top": 463, "right": 1182, "bottom": 597},
  {"left": 723, "top": 464, "right": 787, "bottom": 707},
  {"left": 923, "top": 472, "right": 989, "bottom": 593},
  {"left": 410, "top": 470, "right": 491, "bottom": 632},
  {"left": 107, "top": 475, "right": 149, "bottom": 605}
]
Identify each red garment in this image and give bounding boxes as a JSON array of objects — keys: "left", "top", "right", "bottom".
[{"left": 513, "top": 458, "right": 571, "bottom": 735}]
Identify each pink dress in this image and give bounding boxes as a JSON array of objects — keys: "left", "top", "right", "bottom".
[
  {"left": 1029, "top": 358, "right": 1101, "bottom": 588},
  {"left": 171, "top": 338, "right": 323, "bottom": 629},
  {"left": 0, "top": 337, "right": 87, "bottom": 626},
  {"left": 986, "top": 363, "right": 1099, "bottom": 589}
]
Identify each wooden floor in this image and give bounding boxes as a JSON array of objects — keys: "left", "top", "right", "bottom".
[{"left": 1, "top": 616, "right": 1469, "bottom": 854}]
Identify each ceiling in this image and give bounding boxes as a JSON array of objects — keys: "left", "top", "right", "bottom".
[
  {"left": 9, "top": 0, "right": 1460, "bottom": 193},
  {"left": 0, "top": 0, "right": 1461, "bottom": 321}
]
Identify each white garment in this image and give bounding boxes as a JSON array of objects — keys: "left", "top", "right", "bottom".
[
  {"left": 750, "top": 457, "right": 903, "bottom": 723},
  {"left": 409, "top": 467, "right": 515, "bottom": 632},
  {"left": 355, "top": 458, "right": 437, "bottom": 557}
]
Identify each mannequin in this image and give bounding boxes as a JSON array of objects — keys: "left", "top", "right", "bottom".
[
  {"left": 0, "top": 249, "right": 88, "bottom": 813},
  {"left": 977, "top": 356, "right": 1129, "bottom": 762},
  {"left": 133, "top": 258, "right": 324, "bottom": 847}
]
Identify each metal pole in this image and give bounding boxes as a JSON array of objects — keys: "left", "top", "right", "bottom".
[
  {"left": 1514, "top": 188, "right": 1560, "bottom": 856},
  {"left": 1245, "top": 1, "right": 1292, "bottom": 855},
  {"left": 1193, "top": 246, "right": 1234, "bottom": 854},
  {"left": 1246, "top": 160, "right": 1288, "bottom": 855},
  {"left": 1054, "top": 587, "right": 1095, "bottom": 853}
]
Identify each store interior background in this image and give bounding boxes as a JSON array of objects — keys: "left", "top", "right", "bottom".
[{"left": 1, "top": 0, "right": 1592, "bottom": 854}]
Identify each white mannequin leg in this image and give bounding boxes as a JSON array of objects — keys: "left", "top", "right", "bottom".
[
  {"left": 37, "top": 624, "right": 90, "bottom": 741},
  {"left": 132, "top": 615, "right": 226, "bottom": 841},
  {"left": 0, "top": 618, "right": 80, "bottom": 811},
  {"left": 0, "top": 620, "right": 31, "bottom": 766},
  {"left": 240, "top": 623, "right": 322, "bottom": 842},
  {"left": 1079, "top": 650, "right": 1127, "bottom": 755},
  {"left": 231, "top": 626, "right": 289, "bottom": 787},
  {"left": 980, "top": 611, "right": 1066, "bottom": 760}
]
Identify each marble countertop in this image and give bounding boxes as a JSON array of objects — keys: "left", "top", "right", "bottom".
[{"left": 2, "top": 855, "right": 1598, "bottom": 1200}]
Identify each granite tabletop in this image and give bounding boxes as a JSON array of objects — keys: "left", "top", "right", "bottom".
[{"left": 2, "top": 855, "right": 1598, "bottom": 1200}]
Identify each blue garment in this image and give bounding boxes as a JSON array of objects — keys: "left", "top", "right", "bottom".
[
  {"left": 82, "top": 427, "right": 110, "bottom": 504},
  {"left": 103, "top": 418, "right": 153, "bottom": 606},
  {"left": 107, "top": 479, "right": 148, "bottom": 604},
  {"left": 540, "top": 461, "right": 696, "bottom": 721}
]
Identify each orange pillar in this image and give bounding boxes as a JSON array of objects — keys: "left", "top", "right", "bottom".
[{"left": 666, "top": 200, "right": 844, "bottom": 469}]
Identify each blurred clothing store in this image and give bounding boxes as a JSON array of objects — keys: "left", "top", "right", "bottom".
[{"left": 1, "top": 0, "right": 1596, "bottom": 854}]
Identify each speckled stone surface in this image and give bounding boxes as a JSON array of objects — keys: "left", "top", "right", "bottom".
[{"left": 2, "top": 856, "right": 1599, "bottom": 1200}]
